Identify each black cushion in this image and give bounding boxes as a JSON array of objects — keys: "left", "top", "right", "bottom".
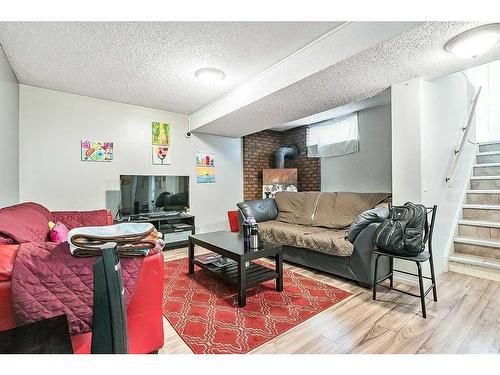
[
  {"left": 236, "top": 198, "right": 278, "bottom": 223},
  {"left": 0, "top": 315, "right": 73, "bottom": 354}
]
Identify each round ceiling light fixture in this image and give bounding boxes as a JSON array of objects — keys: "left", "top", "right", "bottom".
[
  {"left": 445, "top": 24, "right": 500, "bottom": 59},
  {"left": 195, "top": 67, "right": 225, "bottom": 85}
]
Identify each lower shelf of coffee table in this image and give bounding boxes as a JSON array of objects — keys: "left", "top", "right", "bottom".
[{"left": 192, "top": 260, "right": 277, "bottom": 286}]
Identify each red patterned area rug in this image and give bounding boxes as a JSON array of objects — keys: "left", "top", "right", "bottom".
[{"left": 162, "top": 258, "right": 352, "bottom": 354}]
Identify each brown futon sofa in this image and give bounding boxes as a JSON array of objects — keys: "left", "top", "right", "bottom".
[{"left": 237, "top": 191, "right": 391, "bottom": 287}]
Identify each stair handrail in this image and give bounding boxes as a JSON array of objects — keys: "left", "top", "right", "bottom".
[{"left": 445, "top": 85, "right": 482, "bottom": 184}]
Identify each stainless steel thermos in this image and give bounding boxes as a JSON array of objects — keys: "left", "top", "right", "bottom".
[
  {"left": 243, "top": 216, "right": 259, "bottom": 250},
  {"left": 249, "top": 224, "right": 259, "bottom": 249}
]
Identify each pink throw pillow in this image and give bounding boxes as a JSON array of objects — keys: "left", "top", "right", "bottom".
[
  {"left": 49, "top": 222, "right": 69, "bottom": 243},
  {"left": 0, "top": 204, "right": 51, "bottom": 243}
]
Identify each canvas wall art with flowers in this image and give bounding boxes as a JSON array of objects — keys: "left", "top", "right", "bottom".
[
  {"left": 81, "top": 140, "right": 113, "bottom": 162},
  {"left": 153, "top": 146, "right": 171, "bottom": 165}
]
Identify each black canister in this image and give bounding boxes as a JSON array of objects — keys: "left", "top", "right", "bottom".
[
  {"left": 250, "top": 224, "right": 259, "bottom": 249},
  {"left": 243, "top": 222, "right": 251, "bottom": 250}
]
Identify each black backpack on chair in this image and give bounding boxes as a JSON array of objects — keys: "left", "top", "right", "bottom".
[{"left": 374, "top": 202, "right": 429, "bottom": 255}]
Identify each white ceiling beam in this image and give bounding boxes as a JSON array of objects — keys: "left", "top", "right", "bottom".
[{"left": 189, "top": 22, "right": 422, "bottom": 131}]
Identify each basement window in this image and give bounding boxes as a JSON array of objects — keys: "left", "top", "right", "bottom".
[{"left": 306, "top": 113, "right": 359, "bottom": 158}]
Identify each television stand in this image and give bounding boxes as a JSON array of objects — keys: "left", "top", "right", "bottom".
[
  {"left": 114, "top": 214, "right": 195, "bottom": 250},
  {"left": 149, "top": 211, "right": 179, "bottom": 217}
]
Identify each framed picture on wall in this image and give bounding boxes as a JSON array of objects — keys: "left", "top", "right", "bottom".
[
  {"left": 196, "top": 151, "right": 215, "bottom": 167},
  {"left": 196, "top": 166, "right": 215, "bottom": 183},
  {"left": 152, "top": 146, "right": 171, "bottom": 165},
  {"left": 152, "top": 122, "right": 170, "bottom": 146},
  {"left": 196, "top": 151, "right": 215, "bottom": 183},
  {"left": 81, "top": 140, "right": 114, "bottom": 162},
  {"left": 262, "top": 168, "right": 297, "bottom": 198}
]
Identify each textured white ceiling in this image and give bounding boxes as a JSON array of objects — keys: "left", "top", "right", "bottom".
[
  {"left": 0, "top": 22, "right": 340, "bottom": 114},
  {"left": 194, "top": 22, "right": 500, "bottom": 137},
  {"left": 189, "top": 22, "right": 419, "bottom": 130}
]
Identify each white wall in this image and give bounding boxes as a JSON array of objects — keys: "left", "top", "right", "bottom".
[
  {"left": 420, "top": 72, "right": 476, "bottom": 274},
  {"left": 468, "top": 59, "right": 500, "bottom": 143},
  {"left": 321, "top": 104, "right": 392, "bottom": 192},
  {"left": 391, "top": 73, "right": 475, "bottom": 276},
  {"left": 19, "top": 85, "right": 243, "bottom": 233},
  {"left": 0, "top": 45, "right": 19, "bottom": 207},
  {"left": 391, "top": 78, "right": 423, "bottom": 204}
]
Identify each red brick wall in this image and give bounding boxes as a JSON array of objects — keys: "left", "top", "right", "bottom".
[
  {"left": 281, "top": 127, "right": 321, "bottom": 193},
  {"left": 243, "top": 130, "right": 282, "bottom": 201},
  {"left": 242, "top": 127, "right": 321, "bottom": 201}
]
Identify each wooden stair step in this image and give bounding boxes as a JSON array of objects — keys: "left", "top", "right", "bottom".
[
  {"left": 462, "top": 204, "right": 500, "bottom": 210},
  {"left": 449, "top": 253, "right": 500, "bottom": 282},
  {"left": 476, "top": 151, "right": 500, "bottom": 164},
  {"left": 478, "top": 141, "right": 500, "bottom": 153},
  {"left": 476, "top": 151, "right": 500, "bottom": 156},
  {"left": 458, "top": 219, "right": 500, "bottom": 228},
  {"left": 478, "top": 140, "right": 500, "bottom": 146},
  {"left": 458, "top": 220, "right": 500, "bottom": 240},
  {"left": 473, "top": 163, "right": 500, "bottom": 168},
  {"left": 470, "top": 175, "right": 500, "bottom": 180},
  {"left": 466, "top": 189, "right": 500, "bottom": 194},
  {"left": 473, "top": 164, "right": 500, "bottom": 176},
  {"left": 470, "top": 176, "right": 500, "bottom": 190},
  {"left": 454, "top": 236, "right": 500, "bottom": 248},
  {"left": 466, "top": 190, "right": 500, "bottom": 204},
  {"left": 453, "top": 236, "right": 500, "bottom": 260},
  {"left": 449, "top": 252, "right": 500, "bottom": 270},
  {"left": 463, "top": 205, "right": 500, "bottom": 221}
]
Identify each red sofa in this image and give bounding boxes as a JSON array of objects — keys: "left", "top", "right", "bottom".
[{"left": 0, "top": 202, "right": 164, "bottom": 354}]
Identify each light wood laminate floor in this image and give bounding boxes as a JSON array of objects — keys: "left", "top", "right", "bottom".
[{"left": 159, "top": 247, "right": 500, "bottom": 354}]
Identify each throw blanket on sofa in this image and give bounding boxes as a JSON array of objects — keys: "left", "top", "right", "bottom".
[
  {"left": 11, "top": 241, "right": 144, "bottom": 335},
  {"left": 258, "top": 220, "right": 355, "bottom": 256},
  {"left": 68, "top": 223, "right": 158, "bottom": 257}
]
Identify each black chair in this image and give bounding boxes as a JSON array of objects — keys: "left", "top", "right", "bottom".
[{"left": 372, "top": 205, "right": 437, "bottom": 318}]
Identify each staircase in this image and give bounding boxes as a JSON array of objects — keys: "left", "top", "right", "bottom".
[{"left": 450, "top": 141, "right": 500, "bottom": 281}]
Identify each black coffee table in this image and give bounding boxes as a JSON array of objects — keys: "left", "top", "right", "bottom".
[{"left": 188, "top": 231, "right": 283, "bottom": 307}]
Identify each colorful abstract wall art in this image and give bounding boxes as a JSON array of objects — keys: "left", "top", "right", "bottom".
[
  {"left": 196, "top": 151, "right": 215, "bottom": 167},
  {"left": 196, "top": 166, "right": 215, "bottom": 184},
  {"left": 81, "top": 140, "right": 113, "bottom": 162},
  {"left": 196, "top": 151, "right": 215, "bottom": 183},
  {"left": 152, "top": 146, "right": 171, "bottom": 165},
  {"left": 152, "top": 122, "right": 170, "bottom": 146}
]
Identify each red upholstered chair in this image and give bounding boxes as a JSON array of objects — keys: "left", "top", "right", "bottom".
[
  {"left": 0, "top": 202, "right": 164, "bottom": 354},
  {"left": 227, "top": 210, "right": 240, "bottom": 232},
  {"left": 0, "top": 244, "right": 17, "bottom": 331}
]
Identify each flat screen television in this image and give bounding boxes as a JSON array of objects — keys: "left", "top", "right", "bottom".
[{"left": 119, "top": 175, "right": 189, "bottom": 217}]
